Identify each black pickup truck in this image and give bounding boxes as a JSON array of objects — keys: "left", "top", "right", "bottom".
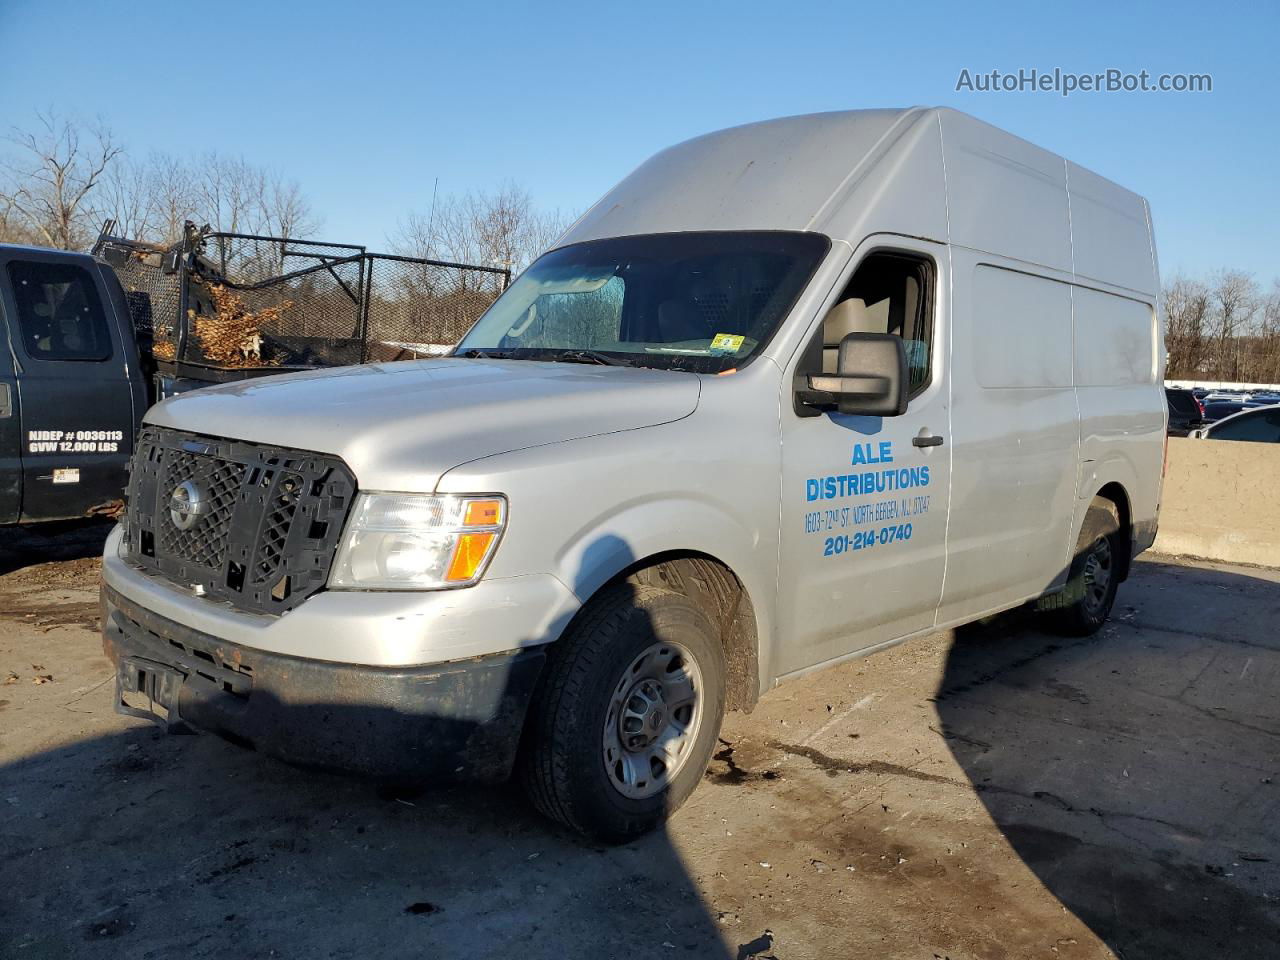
[{"left": 0, "top": 226, "right": 507, "bottom": 524}]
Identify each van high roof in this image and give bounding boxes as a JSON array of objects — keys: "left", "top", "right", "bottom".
[{"left": 564, "top": 107, "right": 1159, "bottom": 297}]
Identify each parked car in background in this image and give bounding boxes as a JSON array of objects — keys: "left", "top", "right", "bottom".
[
  {"left": 1165, "top": 387, "right": 1205, "bottom": 436},
  {"left": 1193, "top": 405, "right": 1280, "bottom": 443},
  {"left": 1201, "top": 400, "right": 1249, "bottom": 422}
]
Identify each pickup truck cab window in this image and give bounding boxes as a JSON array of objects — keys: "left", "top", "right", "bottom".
[
  {"left": 457, "top": 231, "right": 830, "bottom": 373},
  {"left": 7, "top": 259, "right": 112, "bottom": 361}
]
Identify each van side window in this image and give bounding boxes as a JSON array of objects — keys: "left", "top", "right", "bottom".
[
  {"left": 7, "top": 260, "right": 112, "bottom": 362},
  {"left": 821, "top": 253, "right": 932, "bottom": 396}
]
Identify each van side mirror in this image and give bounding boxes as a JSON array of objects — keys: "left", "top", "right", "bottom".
[{"left": 803, "top": 333, "right": 908, "bottom": 417}]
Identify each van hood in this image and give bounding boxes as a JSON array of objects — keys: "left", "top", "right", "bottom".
[{"left": 146, "top": 359, "right": 701, "bottom": 490}]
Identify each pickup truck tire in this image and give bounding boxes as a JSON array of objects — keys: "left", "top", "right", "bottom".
[
  {"left": 520, "top": 581, "right": 726, "bottom": 843},
  {"left": 1045, "top": 499, "right": 1122, "bottom": 636}
]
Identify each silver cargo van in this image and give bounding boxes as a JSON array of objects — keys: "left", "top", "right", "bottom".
[{"left": 101, "top": 108, "right": 1166, "bottom": 841}]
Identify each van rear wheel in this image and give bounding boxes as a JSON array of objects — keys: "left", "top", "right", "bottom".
[
  {"left": 1044, "top": 499, "right": 1122, "bottom": 636},
  {"left": 520, "top": 581, "right": 726, "bottom": 843}
]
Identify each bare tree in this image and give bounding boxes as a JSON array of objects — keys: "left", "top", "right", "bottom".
[
  {"left": 96, "top": 150, "right": 315, "bottom": 250},
  {"left": 259, "top": 175, "right": 318, "bottom": 242},
  {"left": 1250, "top": 282, "right": 1280, "bottom": 384},
  {"left": 1163, "top": 275, "right": 1211, "bottom": 379},
  {"left": 192, "top": 153, "right": 319, "bottom": 277},
  {"left": 196, "top": 153, "right": 265, "bottom": 238},
  {"left": 0, "top": 191, "right": 37, "bottom": 245},
  {"left": 146, "top": 152, "right": 198, "bottom": 245},
  {"left": 392, "top": 181, "right": 570, "bottom": 275},
  {"left": 97, "top": 154, "right": 158, "bottom": 242},
  {"left": 1208, "top": 270, "right": 1259, "bottom": 381},
  {"left": 0, "top": 112, "right": 122, "bottom": 249}
]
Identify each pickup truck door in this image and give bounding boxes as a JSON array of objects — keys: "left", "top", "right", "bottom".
[
  {"left": 0, "top": 303, "right": 20, "bottom": 524},
  {"left": 0, "top": 249, "right": 139, "bottom": 522},
  {"left": 775, "top": 239, "right": 952, "bottom": 676}
]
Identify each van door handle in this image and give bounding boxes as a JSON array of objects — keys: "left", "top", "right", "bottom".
[
  {"left": 0, "top": 384, "right": 11, "bottom": 419},
  {"left": 912, "top": 434, "right": 944, "bottom": 448}
]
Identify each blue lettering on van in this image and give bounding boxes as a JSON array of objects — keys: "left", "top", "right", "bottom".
[
  {"left": 803, "top": 495, "right": 930, "bottom": 548},
  {"left": 805, "top": 465, "right": 930, "bottom": 501},
  {"left": 851, "top": 441, "right": 894, "bottom": 465},
  {"left": 823, "top": 523, "right": 913, "bottom": 556}
]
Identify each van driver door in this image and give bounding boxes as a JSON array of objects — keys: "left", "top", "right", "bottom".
[{"left": 775, "top": 240, "right": 951, "bottom": 676}]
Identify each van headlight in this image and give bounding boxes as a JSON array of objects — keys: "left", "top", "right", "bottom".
[{"left": 329, "top": 494, "right": 506, "bottom": 590}]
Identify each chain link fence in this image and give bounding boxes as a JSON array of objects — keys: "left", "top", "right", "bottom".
[
  {"left": 188, "top": 235, "right": 369, "bottom": 367},
  {"left": 363, "top": 254, "right": 507, "bottom": 357},
  {"left": 99, "top": 243, "right": 182, "bottom": 354}
]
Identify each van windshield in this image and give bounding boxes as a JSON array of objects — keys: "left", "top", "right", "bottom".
[{"left": 456, "top": 231, "right": 829, "bottom": 372}]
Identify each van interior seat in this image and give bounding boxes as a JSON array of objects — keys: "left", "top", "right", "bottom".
[{"left": 822, "top": 297, "right": 889, "bottom": 373}]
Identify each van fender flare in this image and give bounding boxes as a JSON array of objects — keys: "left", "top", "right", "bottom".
[
  {"left": 546, "top": 497, "right": 775, "bottom": 699},
  {"left": 1076, "top": 464, "right": 1135, "bottom": 580}
]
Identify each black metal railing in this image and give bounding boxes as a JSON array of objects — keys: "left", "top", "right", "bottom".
[{"left": 94, "top": 222, "right": 510, "bottom": 373}]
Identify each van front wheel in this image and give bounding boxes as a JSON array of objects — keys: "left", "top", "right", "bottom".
[
  {"left": 520, "top": 582, "right": 726, "bottom": 843},
  {"left": 1044, "top": 499, "right": 1122, "bottom": 635}
]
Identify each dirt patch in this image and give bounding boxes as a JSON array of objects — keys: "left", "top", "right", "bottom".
[{"left": 0, "top": 597, "right": 101, "bottom": 631}]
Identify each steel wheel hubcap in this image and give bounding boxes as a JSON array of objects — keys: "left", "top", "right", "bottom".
[
  {"left": 602, "top": 641, "right": 702, "bottom": 800},
  {"left": 1082, "top": 535, "right": 1113, "bottom": 614}
]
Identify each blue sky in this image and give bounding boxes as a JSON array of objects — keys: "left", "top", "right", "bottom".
[{"left": 1, "top": 0, "right": 1275, "bottom": 283}]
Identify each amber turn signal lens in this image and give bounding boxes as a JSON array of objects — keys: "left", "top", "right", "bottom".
[
  {"left": 463, "top": 498, "right": 504, "bottom": 527},
  {"left": 445, "top": 532, "right": 497, "bottom": 583}
]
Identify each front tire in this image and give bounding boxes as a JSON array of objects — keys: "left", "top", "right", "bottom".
[{"left": 520, "top": 581, "right": 726, "bottom": 843}]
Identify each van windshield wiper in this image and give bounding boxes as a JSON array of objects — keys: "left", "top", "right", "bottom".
[
  {"left": 543, "top": 349, "right": 634, "bottom": 367},
  {"left": 455, "top": 348, "right": 515, "bottom": 359}
]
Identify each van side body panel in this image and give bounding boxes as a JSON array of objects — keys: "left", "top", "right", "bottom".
[
  {"left": 938, "top": 253, "right": 1082, "bottom": 621},
  {"left": 937, "top": 109, "right": 1075, "bottom": 277},
  {"left": 1066, "top": 162, "right": 1160, "bottom": 297},
  {"left": 1065, "top": 167, "right": 1165, "bottom": 545},
  {"left": 932, "top": 108, "right": 1162, "bottom": 622},
  {"left": 1073, "top": 282, "right": 1165, "bottom": 549}
]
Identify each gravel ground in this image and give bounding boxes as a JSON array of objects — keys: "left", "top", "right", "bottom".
[{"left": 1, "top": 524, "right": 1277, "bottom": 960}]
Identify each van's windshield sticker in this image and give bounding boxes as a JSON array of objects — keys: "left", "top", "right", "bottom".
[
  {"left": 802, "top": 441, "right": 932, "bottom": 557},
  {"left": 708, "top": 333, "right": 745, "bottom": 355},
  {"left": 27, "top": 429, "right": 123, "bottom": 454}
]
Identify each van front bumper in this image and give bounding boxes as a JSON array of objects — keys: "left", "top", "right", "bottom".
[{"left": 101, "top": 584, "right": 546, "bottom": 782}]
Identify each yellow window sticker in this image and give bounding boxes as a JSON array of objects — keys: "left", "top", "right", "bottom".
[{"left": 709, "top": 333, "right": 745, "bottom": 355}]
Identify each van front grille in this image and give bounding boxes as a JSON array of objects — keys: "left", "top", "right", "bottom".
[
  {"left": 157, "top": 449, "right": 245, "bottom": 569},
  {"left": 123, "top": 427, "right": 356, "bottom": 615}
]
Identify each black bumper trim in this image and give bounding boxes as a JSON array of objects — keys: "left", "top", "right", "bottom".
[{"left": 101, "top": 584, "right": 545, "bottom": 782}]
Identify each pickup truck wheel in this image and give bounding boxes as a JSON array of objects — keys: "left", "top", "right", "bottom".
[
  {"left": 1046, "top": 499, "right": 1122, "bottom": 636},
  {"left": 520, "top": 582, "right": 726, "bottom": 843}
]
